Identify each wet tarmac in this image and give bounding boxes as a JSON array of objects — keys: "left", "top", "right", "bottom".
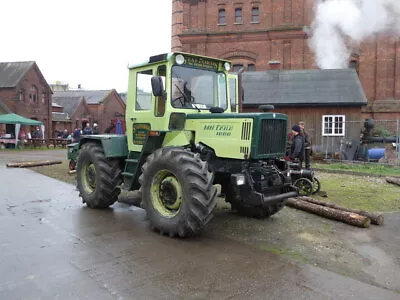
[{"left": 0, "top": 151, "right": 399, "bottom": 299}]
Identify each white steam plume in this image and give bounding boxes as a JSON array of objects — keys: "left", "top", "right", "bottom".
[{"left": 308, "top": 0, "right": 400, "bottom": 69}]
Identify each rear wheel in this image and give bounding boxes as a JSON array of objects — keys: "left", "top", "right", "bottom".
[
  {"left": 225, "top": 185, "right": 285, "bottom": 218},
  {"left": 76, "top": 143, "right": 122, "bottom": 208},
  {"left": 140, "top": 147, "right": 217, "bottom": 237}
]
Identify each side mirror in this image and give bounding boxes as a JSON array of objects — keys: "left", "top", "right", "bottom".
[{"left": 151, "top": 76, "right": 164, "bottom": 97}]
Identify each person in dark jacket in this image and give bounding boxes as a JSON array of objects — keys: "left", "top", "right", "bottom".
[
  {"left": 72, "top": 127, "right": 81, "bottom": 143},
  {"left": 290, "top": 124, "right": 305, "bottom": 165},
  {"left": 298, "top": 121, "right": 312, "bottom": 169},
  {"left": 92, "top": 123, "right": 100, "bottom": 135},
  {"left": 82, "top": 123, "right": 92, "bottom": 135}
]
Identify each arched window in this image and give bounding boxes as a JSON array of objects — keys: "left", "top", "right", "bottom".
[
  {"left": 233, "top": 64, "right": 244, "bottom": 72},
  {"left": 248, "top": 64, "right": 256, "bottom": 71},
  {"left": 29, "top": 85, "right": 38, "bottom": 103}
]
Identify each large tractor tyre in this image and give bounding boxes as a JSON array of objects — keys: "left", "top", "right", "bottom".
[
  {"left": 225, "top": 185, "right": 285, "bottom": 219},
  {"left": 76, "top": 143, "right": 122, "bottom": 209},
  {"left": 139, "top": 147, "right": 217, "bottom": 238}
]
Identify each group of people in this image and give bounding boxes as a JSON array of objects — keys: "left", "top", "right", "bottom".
[
  {"left": 286, "top": 121, "right": 312, "bottom": 170},
  {"left": 71, "top": 123, "right": 100, "bottom": 143}
]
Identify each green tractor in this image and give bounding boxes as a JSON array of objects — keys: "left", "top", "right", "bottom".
[{"left": 68, "top": 52, "right": 298, "bottom": 237}]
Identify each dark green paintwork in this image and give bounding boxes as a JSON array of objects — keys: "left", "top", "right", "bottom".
[
  {"left": 67, "top": 143, "right": 79, "bottom": 161},
  {"left": 250, "top": 117, "right": 288, "bottom": 159},
  {"left": 185, "top": 112, "right": 288, "bottom": 120},
  {"left": 80, "top": 135, "right": 129, "bottom": 158}
]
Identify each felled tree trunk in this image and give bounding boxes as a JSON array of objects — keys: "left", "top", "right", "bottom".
[
  {"left": 6, "top": 160, "right": 62, "bottom": 168},
  {"left": 286, "top": 198, "right": 371, "bottom": 228},
  {"left": 386, "top": 177, "right": 400, "bottom": 187},
  {"left": 298, "top": 196, "right": 384, "bottom": 225}
]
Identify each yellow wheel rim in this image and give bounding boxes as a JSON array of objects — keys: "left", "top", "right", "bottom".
[
  {"left": 150, "top": 170, "right": 183, "bottom": 218},
  {"left": 82, "top": 162, "right": 96, "bottom": 193}
]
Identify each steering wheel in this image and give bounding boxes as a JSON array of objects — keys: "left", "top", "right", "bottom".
[{"left": 173, "top": 84, "right": 195, "bottom": 106}]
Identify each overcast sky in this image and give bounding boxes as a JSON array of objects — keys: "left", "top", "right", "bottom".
[{"left": 1, "top": 0, "right": 172, "bottom": 93}]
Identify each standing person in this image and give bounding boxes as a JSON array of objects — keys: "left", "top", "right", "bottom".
[
  {"left": 82, "top": 123, "right": 92, "bottom": 135},
  {"left": 92, "top": 123, "right": 100, "bottom": 135},
  {"left": 72, "top": 127, "right": 81, "bottom": 143},
  {"left": 298, "top": 121, "right": 312, "bottom": 169},
  {"left": 289, "top": 125, "right": 305, "bottom": 166},
  {"left": 32, "top": 126, "right": 42, "bottom": 139}
]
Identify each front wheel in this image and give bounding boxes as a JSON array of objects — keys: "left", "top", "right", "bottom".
[
  {"left": 76, "top": 143, "right": 122, "bottom": 208},
  {"left": 139, "top": 147, "right": 217, "bottom": 237}
]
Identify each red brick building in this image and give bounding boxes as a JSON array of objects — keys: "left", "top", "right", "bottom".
[
  {"left": 0, "top": 61, "right": 53, "bottom": 138},
  {"left": 52, "top": 90, "right": 126, "bottom": 135},
  {"left": 171, "top": 0, "right": 400, "bottom": 119}
]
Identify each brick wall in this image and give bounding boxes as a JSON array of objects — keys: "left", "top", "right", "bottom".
[
  {"left": 172, "top": 0, "right": 400, "bottom": 119},
  {"left": 71, "top": 100, "right": 91, "bottom": 130},
  {"left": 0, "top": 65, "right": 52, "bottom": 138},
  {"left": 86, "top": 91, "right": 125, "bottom": 133}
]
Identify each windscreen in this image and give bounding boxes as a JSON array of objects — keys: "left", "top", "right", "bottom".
[{"left": 171, "top": 65, "right": 227, "bottom": 110}]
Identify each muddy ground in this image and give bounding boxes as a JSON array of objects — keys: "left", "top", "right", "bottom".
[{"left": 2, "top": 149, "right": 400, "bottom": 295}]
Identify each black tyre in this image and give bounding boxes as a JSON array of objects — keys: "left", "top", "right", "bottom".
[
  {"left": 139, "top": 147, "right": 217, "bottom": 237},
  {"left": 225, "top": 185, "right": 285, "bottom": 218},
  {"left": 294, "top": 178, "right": 313, "bottom": 196},
  {"left": 76, "top": 143, "right": 122, "bottom": 208},
  {"left": 311, "top": 177, "right": 321, "bottom": 195}
]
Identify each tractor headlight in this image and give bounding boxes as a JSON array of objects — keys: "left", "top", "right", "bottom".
[
  {"left": 175, "top": 54, "right": 185, "bottom": 65},
  {"left": 224, "top": 62, "right": 231, "bottom": 71},
  {"left": 231, "top": 174, "right": 246, "bottom": 186}
]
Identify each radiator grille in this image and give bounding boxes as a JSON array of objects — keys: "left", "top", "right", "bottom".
[
  {"left": 240, "top": 146, "right": 249, "bottom": 155},
  {"left": 258, "top": 119, "right": 287, "bottom": 156},
  {"left": 241, "top": 121, "right": 251, "bottom": 140}
]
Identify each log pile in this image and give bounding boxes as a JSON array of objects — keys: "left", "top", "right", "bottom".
[
  {"left": 6, "top": 160, "right": 62, "bottom": 168},
  {"left": 286, "top": 196, "right": 384, "bottom": 228}
]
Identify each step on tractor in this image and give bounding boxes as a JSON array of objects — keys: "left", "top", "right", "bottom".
[{"left": 67, "top": 52, "right": 299, "bottom": 237}]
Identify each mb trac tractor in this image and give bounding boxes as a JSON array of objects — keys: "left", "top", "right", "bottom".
[{"left": 69, "top": 52, "right": 298, "bottom": 237}]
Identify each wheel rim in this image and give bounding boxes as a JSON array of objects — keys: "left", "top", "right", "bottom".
[
  {"left": 151, "top": 170, "right": 183, "bottom": 218},
  {"left": 82, "top": 162, "right": 96, "bottom": 193},
  {"left": 312, "top": 178, "right": 321, "bottom": 194},
  {"left": 295, "top": 178, "right": 313, "bottom": 196}
]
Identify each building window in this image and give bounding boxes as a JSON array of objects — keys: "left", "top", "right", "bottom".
[
  {"left": 235, "top": 8, "right": 242, "bottom": 24},
  {"left": 233, "top": 64, "right": 244, "bottom": 72},
  {"left": 322, "top": 115, "right": 345, "bottom": 136},
  {"left": 29, "top": 85, "right": 38, "bottom": 103},
  {"left": 251, "top": 7, "right": 260, "bottom": 23},
  {"left": 41, "top": 93, "right": 46, "bottom": 104},
  {"left": 218, "top": 9, "right": 226, "bottom": 25},
  {"left": 248, "top": 64, "right": 255, "bottom": 71}
]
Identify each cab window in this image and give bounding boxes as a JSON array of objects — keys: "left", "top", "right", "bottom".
[{"left": 136, "top": 69, "right": 153, "bottom": 110}]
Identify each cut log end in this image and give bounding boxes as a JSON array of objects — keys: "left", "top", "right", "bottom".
[{"left": 297, "top": 196, "right": 384, "bottom": 226}]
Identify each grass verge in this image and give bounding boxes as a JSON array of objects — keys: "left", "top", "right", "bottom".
[{"left": 313, "top": 162, "right": 400, "bottom": 177}]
